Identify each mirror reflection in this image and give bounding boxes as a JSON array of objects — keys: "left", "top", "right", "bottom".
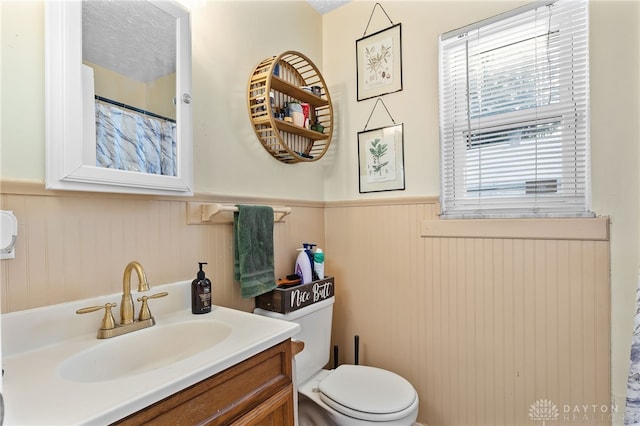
[{"left": 82, "top": 0, "right": 177, "bottom": 176}]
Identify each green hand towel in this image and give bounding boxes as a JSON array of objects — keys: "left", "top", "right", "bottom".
[{"left": 233, "top": 205, "right": 276, "bottom": 298}]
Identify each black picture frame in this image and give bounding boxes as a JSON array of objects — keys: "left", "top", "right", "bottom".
[
  {"left": 356, "top": 23, "right": 403, "bottom": 102},
  {"left": 358, "top": 123, "right": 405, "bottom": 193}
]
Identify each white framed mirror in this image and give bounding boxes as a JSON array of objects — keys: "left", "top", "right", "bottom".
[{"left": 45, "top": 0, "right": 193, "bottom": 195}]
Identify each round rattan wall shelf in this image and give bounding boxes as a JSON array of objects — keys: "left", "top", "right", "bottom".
[{"left": 247, "top": 51, "right": 333, "bottom": 164}]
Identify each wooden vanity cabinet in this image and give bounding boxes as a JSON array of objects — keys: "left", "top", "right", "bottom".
[{"left": 113, "top": 339, "right": 294, "bottom": 426}]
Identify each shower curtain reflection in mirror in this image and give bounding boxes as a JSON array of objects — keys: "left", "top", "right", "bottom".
[{"left": 94, "top": 101, "right": 177, "bottom": 176}]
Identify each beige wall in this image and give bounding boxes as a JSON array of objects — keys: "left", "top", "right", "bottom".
[
  {"left": 0, "top": 181, "right": 325, "bottom": 314},
  {"left": 87, "top": 61, "right": 147, "bottom": 111},
  {"left": 322, "top": 1, "right": 640, "bottom": 424},
  {"left": 589, "top": 3, "right": 640, "bottom": 422},
  {"left": 146, "top": 71, "right": 177, "bottom": 120},
  {"left": 189, "top": 0, "right": 327, "bottom": 198},
  {"left": 0, "top": 184, "right": 612, "bottom": 426},
  {"left": 325, "top": 199, "right": 610, "bottom": 425},
  {"left": 2, "top": 0, "right": 639, "bottom": 425},
  {"left": 87, "top": 61, "right": 177, "bottom": 120},
  {"left": 0, "top": 0, "right": 327, "bottom": 199}
]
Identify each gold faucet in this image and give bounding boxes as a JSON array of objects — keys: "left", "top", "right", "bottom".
[
  {"left": 120, "top": 261, "right": 150, "bottom": 325},
  {"left": 76, "top": 261, "right": 167, "bottom": 339}
]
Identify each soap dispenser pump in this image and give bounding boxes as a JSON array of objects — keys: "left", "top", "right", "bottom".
[{"left": 192, "top": 262, "right": 212, "bottom": 314}]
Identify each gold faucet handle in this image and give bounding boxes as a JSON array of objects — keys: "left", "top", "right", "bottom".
[
  {"left": 136, "top": 292, "right": 168, "bottom": 321},
  {"left": 76, "top": 303, "right": 117, "bottom": 330}
]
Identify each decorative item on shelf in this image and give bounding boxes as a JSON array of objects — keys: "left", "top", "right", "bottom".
[
  {"left": 289, "top": 102, "right": 304, "bottom": 127},
  {"left": 301, "top": 103, "right": 311, "bottom": 128},
  {"left": 356, "top": 3, "right": 403, "bottom": 101},
  {"left": 247, "top": 51, "right": 334, "bottom": 164},
  {"left": 357, "top": 98, "right": 405, "bottom": 193}
]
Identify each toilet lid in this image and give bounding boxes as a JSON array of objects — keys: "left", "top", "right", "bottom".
[{"left": 318, "top": 364, "right": 418, "bottom": 421}]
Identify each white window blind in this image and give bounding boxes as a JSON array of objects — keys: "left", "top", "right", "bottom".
[{"left": 438, "top": 0, "right": 592, "bottom": 218}]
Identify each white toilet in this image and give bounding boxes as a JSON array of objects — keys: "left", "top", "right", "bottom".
[{"left": 254, "top": 296, "right": 419, "bottom": 426}]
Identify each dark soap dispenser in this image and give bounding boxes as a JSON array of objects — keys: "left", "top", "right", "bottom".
[{"left": 192, "top": 262, "right": 212, "bottom": 314}]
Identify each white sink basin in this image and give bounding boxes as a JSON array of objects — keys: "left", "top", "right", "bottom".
[
  {"left": 58, "top": 320, "right": 232, "bottom": 383},
  {"left": 2, "top": 280, "right": 300, "bottom": 425}
]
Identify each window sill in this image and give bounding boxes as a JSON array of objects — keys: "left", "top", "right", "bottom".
[{"left": 421, "top": 217, "right": 609, "bottom": 241}]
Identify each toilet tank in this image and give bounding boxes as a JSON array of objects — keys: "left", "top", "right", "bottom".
[{"left": 254, "top": 296, "right": 334, "bottom": 385}]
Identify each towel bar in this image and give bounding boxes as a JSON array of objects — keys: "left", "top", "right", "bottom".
[
  {"left": 187, "top": 202, "right": 292, "bottom": 224},
  {"left": 203, "top": 203, "right": 291, "bottom": 223}
]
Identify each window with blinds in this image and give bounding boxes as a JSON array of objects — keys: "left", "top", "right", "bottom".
[{"left": 438, "top": 0, "right": 592, "bottom": 218}]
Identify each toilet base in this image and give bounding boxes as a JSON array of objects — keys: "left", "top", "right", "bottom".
[
  {"left": 298, "top": 393, "right": 336, "bottom": 426},
  {"left": 297, "top": 370, "right": 418, "bottom": 426}
]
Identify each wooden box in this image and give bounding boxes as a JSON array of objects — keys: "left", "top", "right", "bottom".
[{"left": 255, "top": 277, "right": 334, "bottom": 314}]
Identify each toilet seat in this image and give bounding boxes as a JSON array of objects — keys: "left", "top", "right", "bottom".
[{"left": 317, "top": 365, "right": 418, "bottom": 422}]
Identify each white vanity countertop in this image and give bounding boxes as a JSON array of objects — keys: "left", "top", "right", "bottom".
[{"left": 1, "top": 281, "right": 299, "bottom": 425}]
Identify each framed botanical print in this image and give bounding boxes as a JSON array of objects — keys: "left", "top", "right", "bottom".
[
  {"left": 358, "top": 123, "right": 405, "bottom": 193},
  {"left": 356, "top": 23, "right": 403, "bottom": 101}
]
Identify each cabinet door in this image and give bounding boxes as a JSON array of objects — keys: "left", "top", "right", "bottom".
[
  {"left": 113, "top": 340, "right": 293, "bottom": 425},
  {"left": 231, "top": 384, "right": 295, "bottom": 426}
]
